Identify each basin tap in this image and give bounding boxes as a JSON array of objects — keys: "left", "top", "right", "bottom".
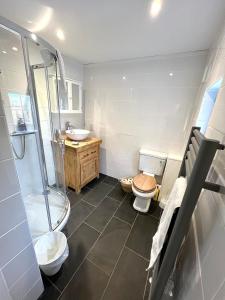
[{"left": 65, "top": 121, "right": 73, "bottom": 130}]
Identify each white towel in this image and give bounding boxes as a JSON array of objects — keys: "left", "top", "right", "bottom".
[{"left": 147, "top": 177, "right": 187, "bottom": 270}]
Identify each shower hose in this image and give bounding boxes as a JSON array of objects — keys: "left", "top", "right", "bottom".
[{"left": 11, "top": 135, "right": 26, "bottom": 160}]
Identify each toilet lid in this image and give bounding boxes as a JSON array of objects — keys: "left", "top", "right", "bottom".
[{"left": 133, "top": 174, "right": 156, "bottom": 193}]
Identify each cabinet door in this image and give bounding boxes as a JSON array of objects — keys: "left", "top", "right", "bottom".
[
  {"left": 80, "top": 158, "right": 98, "bottom": 186},
  {"left": 64, "top": 148, "right": 76, "bottom": 188}
]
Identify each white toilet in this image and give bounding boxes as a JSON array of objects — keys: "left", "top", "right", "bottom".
[
  {"left": 132, "top": 149, "right": 167, "bottom": 213},
  {"left": 35, "top": 231, "right": 69, "bottom": 276}
]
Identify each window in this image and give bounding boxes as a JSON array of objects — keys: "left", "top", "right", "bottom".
[
  {"left": 53, "top": 77, "right": 82, "bottom": 113},
  {"left": 196, "top": 79, "right": 222, "bottom": 133}
]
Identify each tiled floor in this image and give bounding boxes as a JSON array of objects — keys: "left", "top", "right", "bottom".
[{"left": 38, "top": 174, "right": 162, "bottom": 300}]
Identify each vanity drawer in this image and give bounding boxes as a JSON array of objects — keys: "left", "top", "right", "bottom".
[
  {"left": 79, "top": 149, "right": 89, "bottom": 160},
  {"left": 88, "top": 146, "right": 98, "bottom": 157},
  {"left": 79, "top": 146, "right": 98, "bottom": 161}
]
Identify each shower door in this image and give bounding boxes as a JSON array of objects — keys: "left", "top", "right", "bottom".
[{"left": 27, "top": 39, "right": 68, "bottom": 231}]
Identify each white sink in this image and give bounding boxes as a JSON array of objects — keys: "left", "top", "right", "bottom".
[{"left": 66, "top": 129, "right": 90, "bottom": 141}]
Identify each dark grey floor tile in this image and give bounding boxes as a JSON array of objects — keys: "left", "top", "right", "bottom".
[
  {"left": 67, "top": 187, "right": 90, "bottom": 208},
  {"left": 88, "top": 217, "right": 131, "bottom": 276},
  {"left": 115, "top": 193, "right": 137, "bottom": 225},
  {"left": 86, "top": 173, "right": 106, "bottom": 189},
  {"left": 48, "top": 223, "right": 99, "bottom": 291},
  {"left": 148, "top": 200, "right": 162, "bottom": 220},
  {"left": 82, "top": 182, "right": 113, "bottom": 206},
  {"left": 103, "top": 175, "right": 118, "bottom": 186},
  {"left": 102, "top": 247, "right": 148, "bottom": 300},
  {"left": 62, "top": 201, "right": 94, "bottom": 237},
  {"left": 38, "top": 275, "right": 60, "bottom": 300},
  {"left": 126, "top": 214, "right": 159, "bottom": 259},
  {"left": 85, "top": 196, "right": 120, "bottom": 232},
  {"left": 108, "top": 183, "right": 126, "bottom": 202},
  {"left": 60, "top": 259, "right": 109, "bottom": 300}
]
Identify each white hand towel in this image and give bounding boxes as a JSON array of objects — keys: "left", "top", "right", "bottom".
[{"left": 147, "top": 176, "right": 187, "bottom": 270}]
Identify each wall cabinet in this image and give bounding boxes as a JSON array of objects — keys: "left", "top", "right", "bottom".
[{"left": 64, "top": 138, "right": 102, "bottom": 193}]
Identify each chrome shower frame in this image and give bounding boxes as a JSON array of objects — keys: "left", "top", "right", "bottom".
[{"left": 0, "top": 16, "right": 70, "bottom": 233}]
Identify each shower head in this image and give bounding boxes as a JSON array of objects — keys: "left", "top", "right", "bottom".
[{"left": 40, "top": 49, "right": 55, "bottom": 67}]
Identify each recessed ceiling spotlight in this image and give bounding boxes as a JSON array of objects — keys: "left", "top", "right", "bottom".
[
  {"left": 12, "top": 46, "right": 18, "bottom": 52},
  {"left": 122, "top": 76, "right": 126, "bottom": 80},
  {"left": 27, "top": 20, "right": 33, "bottom": 24},
  {"left": 150, "top": 0, "right": 163, "bottom": 18},
  {"left": 31, "top": 33, "right": 37, "bottom": 41},
  {"left": 1, "top": 50, "right": 7, "bottom": 54},
  {"left": 56, "top": 29, "right": 65, "bottom": 41},
  {"left": 169, "top": 72, "right": 173, "bottom": 77}
]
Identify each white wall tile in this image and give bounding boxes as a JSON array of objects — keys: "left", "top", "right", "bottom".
[
  {"left": 0, "top": 221, "right": 31, "bottom": 268},
  {"left": 84, "top": 52, "right": 206, "bottom": 178},
  {"left": 0, "top": 159, "right": 20, "bottom": 201},
  {"left": 174, "top": 21, "right": 225, "bottom": 300},
  {"left": 173, "top": 222, "right": 204, "bottom": 300},
  {"left": 2, "top": 244, "right": 37, "bottom": 289},
  {"left": 0, "top": 26, "right": 43, "bottom": 300},
  {"left": 0, "top": 93, "right": 5, "bottom": 116},
  {"left": 185, "top": 175, "right": 225, "bottom": 300},
  {"left": 12, "top": 134, "right": 43, "bottom": 198},
  {"left": 193, "top": 191, "right": 225, "bottom": 300},
  {"left": 201, "top": 224, "right": 225, "bottom": 300},
  {"left": 9, "top": 263, "right": 41, "bottom": 300},
  {"left": 213, "top": 279, "right": 225, "bottom": 300},
  {"left": 205, "top": 126, "right": 224, "bottom": 141},
  {"left": 0, "top": 117, "right": 12, "bottom": 160},
  {"left": 0, "top": 270, "right": 12, "bottom": 300},
  {"left": 0, "top": 193, "right": 26, "bottom": 238}
]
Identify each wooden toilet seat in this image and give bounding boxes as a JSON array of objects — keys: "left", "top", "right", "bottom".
[{"left": 133, "top": 173, "right": 156, "bottom": 193}]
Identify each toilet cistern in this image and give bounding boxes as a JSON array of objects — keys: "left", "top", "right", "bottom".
[{"left": 132, "top": 149, "right": 167, "bottom": 213}]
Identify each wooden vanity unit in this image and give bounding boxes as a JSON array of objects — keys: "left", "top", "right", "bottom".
[{"left": 64, "top": 137, "right": 102, "bottom": 193}]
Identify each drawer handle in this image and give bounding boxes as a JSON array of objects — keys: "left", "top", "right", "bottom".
[
  {"left": 83, "top": 153, "right": 89, "bottom": 158},
  {"left": 91, "top": 151, "right": 96, "bottom": 154}
]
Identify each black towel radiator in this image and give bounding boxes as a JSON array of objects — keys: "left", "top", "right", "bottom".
[{"left": 149, "top": 126, "right": 225, "bottom": 300}]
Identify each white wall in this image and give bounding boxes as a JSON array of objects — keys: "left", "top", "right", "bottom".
[
  {"left": 172, "top": 22, "right": 225, "bottom": 300},
  {"left": 84, "top": 52, "right": 207, "bottom": 178},
  {"left": 0, "top": 94, "right": 43, "bottom": 300}
]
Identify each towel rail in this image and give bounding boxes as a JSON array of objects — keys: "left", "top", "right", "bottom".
[
  {"left": 193, "top": 128, "right": 204, "bottom": 144},
  {"left": 189, "top": 144, "right": 196, "bottom": 162},
  {"left": 178, "top": 127, "right": 200, "bottom": 177},
  {"left": 191, "top": 137, "right": 199, "bottom": 154},
  {"left": 185, "top": 159, "right": 190, "bottom": 178},
  {"left": 187, "top": 151, "right": 194, "bottom": 170},
  {"left": 149, "top": 127, "right": 225, "bottom": 300}
]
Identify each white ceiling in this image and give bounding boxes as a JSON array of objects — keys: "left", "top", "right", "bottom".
[{"left": 0, "top": 0, "right": 225, "bottom": 64}]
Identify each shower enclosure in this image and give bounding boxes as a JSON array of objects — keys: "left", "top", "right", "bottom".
[{"left": 0, "top": 17, "right": 70, "bottom": 239}]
